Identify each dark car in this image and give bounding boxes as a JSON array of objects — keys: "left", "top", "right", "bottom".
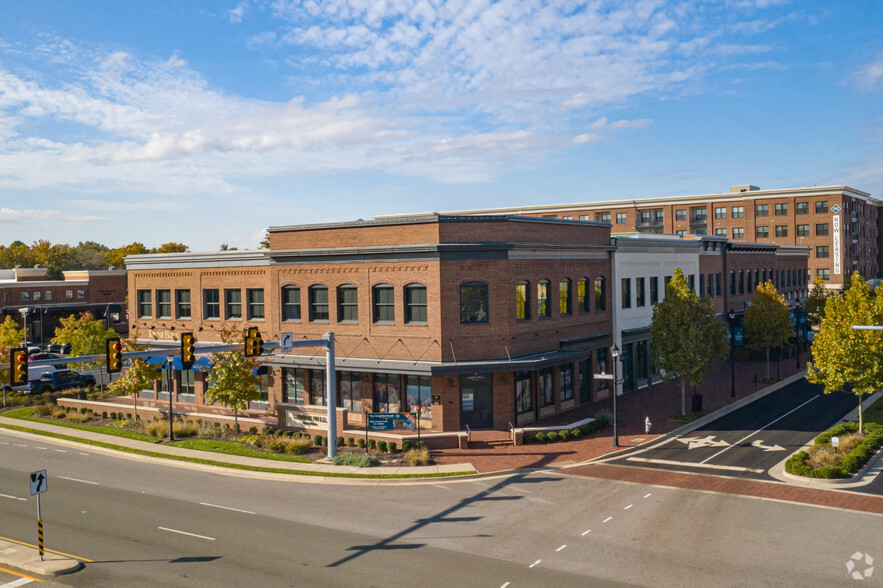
[
  {"left": 44, "top": 343, "right": 72, "bottom": 354},
  {"left": 27, "top": 353, "right": 68, "bottom": 368},
  {"left": 31, "top": 370, "right": 96, "bottom": 394}
]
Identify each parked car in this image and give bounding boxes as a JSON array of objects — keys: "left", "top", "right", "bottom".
[
  {"left": 29, "top": 370, "right": 96, "bottom": 394},
  {"left": 22, "top": 342, "right": 41, "bottom": 355},
  {"left": 44, "top": 343, "right": 72, "bottom": 354},
  {"left": 27, "top": 353, "right": 68, "bottom": 368}
]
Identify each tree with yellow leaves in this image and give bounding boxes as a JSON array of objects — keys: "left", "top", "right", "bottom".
[{"left": 744, "top": 280, "right": 792, "bottom": 381}]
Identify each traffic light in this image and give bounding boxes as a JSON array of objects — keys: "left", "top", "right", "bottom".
[
  {"left": 106, "top": 337, "right": 122, "bottom": 373},
  {"left": 180, "top": 332, "right": 195, "bottom": 369},
  {"left": 10, "top": 347, "right": 27, "bottom": 386},
  {"left": 244, "top": 327, "right": 264, "bottom": 357}
]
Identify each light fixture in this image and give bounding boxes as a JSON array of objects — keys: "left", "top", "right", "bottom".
[
  {"left": 610, "top": 344, "right": 619, "bottom": 360},
  {"left": 728, "top": 308, "right": 735, "bottom": 321}
]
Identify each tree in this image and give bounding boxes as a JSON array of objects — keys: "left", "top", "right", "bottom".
[
  {"left": 104, "top": 242, "right": 150, "bottom": 270},
  {"left": 204, "top": 328, "right": 260, "bottom": 433},
  {"left": 807, "top": 272, "right": 882, "bottom": 432},
  {"left": 744, "top": 280, "right": 792, "bottom": 380},
  {"left": 152, "top": 242, "right": 189, "bottom": 254},
  {"left": 107, "top": 337, "right": 159, "bottom": 421},
  {"left": 52, "top": 312, "right": 119, "bottom": 390},
  {"left": 803, "top": 275, "right": 831, "bottom": 327},
  {"left": 258, "top": 231, "right": 270, "bottom": 249},
  {"left": 650, "top": 268, "right": 729, "bottom": 416},
  {"left": 0, "top": 315, "right": 24, "bottom": 349}
]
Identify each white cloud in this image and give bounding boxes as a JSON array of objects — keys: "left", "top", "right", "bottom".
[
  {"left": 852, "top": 56, "right": 883, "bottom": 91},
  {"left": 0, "top": 208, "right": 105, "bottom": 225}
]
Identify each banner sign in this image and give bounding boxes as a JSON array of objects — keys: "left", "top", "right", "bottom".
[
  {"left": 832, "top": 214, "right": 841, "bottom": 275},
  {"left": 727, "top": 327, "right": 744, "bottom": 346},
  {"left": 368, "top": 412, "right": 417, "bottom": 431}
]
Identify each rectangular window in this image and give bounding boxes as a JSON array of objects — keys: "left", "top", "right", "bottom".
[
  {"left": 816, "top": 223, "right": 829, "bottom": 236},
  {"left": 716, "top": 273, "right": 722, "bottom": 296},
  {"left": 247, "top": 288, "right": 265, "bottom": 320},
  {"left": 675, "top": 230, "right": 686, "bottom": 236},
  {"left": 374, "top": 373, "right": 400, "bottom": 413},
  {"left": 33, "top": 291, "right": 41, "bottom": 302},
  {"left": 700, "top": 275, "right": 705, "bottom": 296},
  {"left": 577, "top": 279, "right": 589, "bottom": 313},
  {"left": 21, "top": 291, "right": 30, "bottom": 303},
  {"left": 616, "top": 212, "right": 627, "bottom": 224},
  {"left": 732, "top": 206, "right": 744, "bottom": 218},
  {"left": 775, "top": 203, "right": 788, "bottom": 216},
  {"left": 816, "top": 246, "right": 829, "bottom": 258},
  {"left": 732, "top": 227, "right": 744, "bottom": 240},
  {"left": 775, "top": 225, "right": 788, "bottom": 237},
  {"left": 405, "top": 374, "right": 430, "bottom": 418},
  {"left": 636, "top": 277, "right": 645, "bottom": 307},
  {"left": 175, "top": 289, "right": 191, "bottom": 319},
  {"left": 283, "top": 368, "right": 307, "bottom": 405},
  {"left": 539, "top": 367, "right": 554, "bottom": 407},
  {"left": 796, "top": 202, "right": 809, "bottom": 214},
  {"left": 514, "top": 371, "right": 533, "bottom": 415},
  {"left": 310, "top": 369, "right": 327, "bottom": 406},
  {"left": 688, "top": 274, "right": 695, "bottom": 292},
  {"left": 405, "top": 285, "right": 427, "bottom": 323},
  {"left": 537, "top": 281, "right": 550, "bottom": 318},
  {"left": 594, "top": 277, "right": 606, "bottom": 311},
  {"left": 650, "top": 276, "right": 659, "bottom": 305},
  {"left": 203, "top": 289, "right": 219, "bottom": 319},
  {"left": 714, "top": 207, "right": 727, "bottom": 219},
  {"left": 707, "top": 274, "right": 713, "bottom": 297},
  {"left": 340, "top": 371, "right": 363, "bottom": 415},
  {"left": 715, "top": 228, "right": 727, "bottom": 237},
  {"left": 595, "top": 212, "right": 611, "bottom": 223},
  {"left": 224, "top": 289, "right": 242, "bottom": 320},
  {"left": 560, "top": 364, "right": 573, "bottom": 401},
  {"left": 817, "top": 268, "right": 830, "bottom": 281},
  {"left": 636, "top": 340, "right": 649, "bottom": 381},
  {"left": 309, "top": 286, "right": 329, "bottom": 321},
  {"left": 65, "top": 289, "right": 73, "bottom": 300},
  {"left": 797, "top": 224, "right": 810, "bottom": 236},
  {"left": 675, "top": 209, "right": 686, "bottom": 221},
  {"left": 45, "top": 291, "right": 52, "bottom": 301},
  {"left": 137, "top": 289, "right": 152, "bottom": 318},
  {"left": 460, "top": 283, "right": 489, "bottom": 323},
  {"left": 559, "top": 280, "right": 572, "bottom": 315},
  {"left": 282, "top": 286, "right": 301, "bottom": 321},
  {"left": 337, "top": 286, "right": 359, "bottom": 322},
  {"left": 815, "top": 201, "right": 828, "bottom": 213},
  {"left": 372, "top": 285, "right": 394, "bottom": 322},
  {"left": 756, "top": 226, "right": 769, "bottom": 238},
  {"left": 621, "top": 278, "right": 631, "bottom": 309},
  {"left": 562, "top": 216, "right": 571, "bottom": 220},
  {"left": 178, "top": 369, "right": 195, "bottom": 399},
  {"left": 156, "top": 289, "right": 171, "bottom": 318},
  {"left": 578, "top": 215, "right": 589, "bottom": 221},
  {"left": 691, "top": 206, "right": 707, "bottom": 222},
  {"left": 77, "top": 289, "right": 85, "bottom": 300},
  {"left": 756, "top": 204, "right": 769, "bottom": 216},
  {"left": 596, "top": 348, "right": 609, "bottom": 391}
]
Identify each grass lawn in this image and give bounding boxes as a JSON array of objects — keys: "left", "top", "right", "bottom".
[
  {"left": 170, "top": 439, "right": 309, "bottom": 463},
  {"left": 2, "top": 407, "right": 161, "bottom": 444}
]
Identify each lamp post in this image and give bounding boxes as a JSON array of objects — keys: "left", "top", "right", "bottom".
[
  {"left": 18, "top": 308, "right": 29, "bottom": 348},
  {"left": 794, "top": 303, "right": 801, "bottom": 370},
  {"left": 610, "top": 344, "right": 620, "bottom": 447},
  {"left": 728, "top": 308, "right": 736, "bottom": 398}
]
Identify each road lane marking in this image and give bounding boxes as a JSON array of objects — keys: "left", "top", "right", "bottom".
[
  {"left": 57, "top": 476, "right": 98, "bottom": 485},
  {"left": 0, "top": 567, "right": 40, "bottom": 582},
  {"left": 158, "top": 527, "right": 216, "bottom": 541},
  {"left": 12, "top": 444, "right": 27, "bottom": 448},
  {"left": 0, "top": 576, "right": 38, "bottom": 586},
  {"left": 500, "top": 583, "right": 510, "bottom": 588},
  {"left": 624, "top": 504, "right": 633, "bottom": 510},
  {"left": 0, "top": 494, "right": 27, "bottom": 502},
  {"left": 53, "top": 449, "right": 66, "bottom": 453},
  {"left": 33, "top": 447, "right": 46, "bottom": 451},
  {"left": 627, "top": 456, "right": 764, "bottom": 474},
  {"left": 556, "top": 545, "right": 567, "bottom": 552},
  {"left": 0, "top": 442, "right": 8, "bottom": 445},
  {"left": 603, "top": 517, "right": 612, "bottom": 523},
  {"left": 644, "top": 493, "right": 652, "bottom": 498},
  {"left": 529, "top": 560, "right": 541, "bottom": 568},
  {"left": 581, "top": 529, "right": 591, "bottom": 536},
  {"left": 199, "top": 502, "right": 255, "bottom": 514},
  {"left": 699, "top": 394, "right": 820, "bottom": 465},
  {"left": 0, "top": 536, "right": 92, "bottom": 562},
  {"left": 77, "top": 453, "right": 89, "bottom": 456}
]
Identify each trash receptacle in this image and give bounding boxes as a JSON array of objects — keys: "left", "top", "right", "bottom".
[{"left": 691, "top": 393, "right": 702, "bottom": 413}]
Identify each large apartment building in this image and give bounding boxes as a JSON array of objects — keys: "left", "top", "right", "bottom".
[{"left": 433, "top": 185, "right": 878, "bottom": 290}]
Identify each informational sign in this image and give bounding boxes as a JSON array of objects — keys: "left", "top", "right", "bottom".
[
  {"left": 832, "top": 214, "right": 841, "bottom": 275},
  {"left": 29, "top": 470, "right": 47, "bottom": 496},
  {"left": 727, "top": 327, "right": 744, "bottom": 346},
  {"left": 832, "top": 436, "right": 840, "bottom": 448},
  {"left": 284, "top": 407, "right": 328, "bottom": 430},
  {"left": 367, "top": 412, "right": 417, "bottom": 431},
  {"left": 280, "top": 332, "right": 293, "bottom": 352}
]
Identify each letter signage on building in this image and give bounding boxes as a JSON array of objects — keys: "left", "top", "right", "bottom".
[{"left": 832, "top": 214, "right": 841, "bottom": 275}]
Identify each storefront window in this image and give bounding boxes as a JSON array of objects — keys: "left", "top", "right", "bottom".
[
  {"left": 250, "top": 374, "right": 269, "bottom": 410},
  {"left": 374, "top": 373, "right": 401, "bottom": 413},
  {"left": 178, "top": 369, "right": 195, "bottom": 400},
  {"left": 310, "top": 369, "right": 326, "bottom": 406},
  {"left": 515, "top": 371, "right": 532, "bottom": 414},
  {"left": 406, "top": 375, "right": 431, "bottom": 419},
  {"left": 283, "top": 368, "right": 307, "bottom": 405},
  {"left": 338, "top": 371, "right": 362, "bottom": 413},
  {"left": 596, "top": 348, "right": 609, "bottom": 391},
  {"left": 539, "top": 367, "right": 554, "bottom": 407},
  {"left": 560, "top": 364, "right": 573, "bottom": 401}
]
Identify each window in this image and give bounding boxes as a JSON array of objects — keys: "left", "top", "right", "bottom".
[
  {"left": 739, "top": 270, "right": 745, "bottom": 294},
  {"left": 460, "top": 282, "right": 489, "bottom": 323},
  {"left": 137, "top": 289, "right": 152, "bottom": 318},
  {"left": 675, "top": 209, "right": 686, "bottom": 221},
  {"left": 21, "top": 291, "right": 29, "bottom": 303},
  {"left": 65, "top": 289, "right": 73, "bottom": 300},
  {"left": 33, "top": 291, "right": 41, "bottom": 302},
  {"left": 815, "top": 201, "right": 828, "bottom": 213},
  {"left": 404, "top": 284, "right": 427, "bottom": 323},
  {"left": 77, "top": 289, "right": 85, "bottom": 300},
  {"left": 817, "top": 268, "right": 830, "bottom": 281},
  {"left": 374, "top": 373, "right": 401, "bottom": 413},
  {"left": 178, "top": 369, "right": 195, "bottom": 399},
  {"left": 406, "top": 375, "right": 431, "bottom": 418},
  {"left": 203, "top": 289, "right": 219, "bottom": 319},
  {"left": 335, "top": 285, "right": 358, "bottom": 322},
  {"left": 730, "top": 270, "right": 736, "bottom": 295},
  {"left": 650, "top": 276, "right": 659, "bottom": 305},
  {"left": 732, "top": 206, "right": 744, "bottom": 218},
  {"left": 636, "top": 277, "right": 645, "bottom": 307},
  {"left": 562, "top": 216, "right": 572, "bottom": 220},
  {"left": 688, "top": 274, "right": 695, "bottom": 292},
  {"left": 372, "top": 284, "right": 394, "bottom": 322},
  {"left": 594, "top": 277, "right": 606, "bottom": 311},
  {"left": 756, "top": 226, "right": 769, "bottom": 238},
  {"left": 45, "top": 291, "right": 52, "bottom": 301},
  {"left": 715, "top": 228, "right": 727, "bottom": 237},
  {"left": 283, "top": 368, "right": 307, "bottom": 405},
  {"left": 716, "top": 273, "right": 722, "bottom": 296},
  {"left": 515, "top": 371, "right": 532, "bottom": 415},
  {"left": 775, "top": 203, "right": 788, "bottom": 216},
  {"left": 596, "top": 348, "right": 609, "bottom": 391},
  {"left": 559, "top": 279, "right": 572, "bottom": 315},
  {"left": 539, "top": 367, "right": 554, "bottom": 407},
  {"left": 282, "top": 286, "right": 300, "bottom": 321},
  {"left": 714, "top": 207, "right": 727, "bottom": 219},
  {"left": 775, "top": 225, "right": 788, "bottom": 237},
  {"left": 310, "top": 369, "right": 327, "bottom": 406},
  {"left": 175, "top": 289, "right": 191, "bottom": 319},
  {"left": 675, "top": 230, "right": 687, "bottom": 236},
  {"left": 577, "top": 278, "right": 590, "bottom": 313},
  {"left": 536, "top": 280, "right": 550, "bottom": 318},
  {"left": 621, "top": 278, "right": 631, "bottom": 309},
  {"left": 309, "top": 285, "right": 329, "bottom": 321},
  {"left": 579, "top": 215, "right": 589, "bottom": 221},
  {"left": 247, "top": 288, "right": 265, "bottom": 320},
  {"left": 560, "top": 364, "right": 573, "bottom": 401},
  {"left": 596, "top": 212, "right": 611, "bottom": 223},
  {"left": 816, "top": 223, "right": 829, "bottom": 236},
  {"left": 339, "top": 371, "right": 363, "bottom": 414},
  {"left": 756, "top": 204, "right": 769, "bottom": 216},
  {"left": 816, "top": 246, "right": 829, "bottom": 258},
  {"left": 707, "top": 274, "right": 713, "bottom": 297},
  {"left": 224, "top": 289, "right": 242, "bottom": 320},
  {"left": 616, "top": 212, "right": 627, "bottom": 224},
  {"left": 797, "top": 224, "right": 810, "bottom": 236},
  {"left": 691, "top": 206, "right": 707, "bottom": 221},
  {"left": 796, "top": 202, "right": 809, "bottom": 214}
]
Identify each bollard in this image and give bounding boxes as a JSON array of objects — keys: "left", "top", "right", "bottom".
[{"left": 644, "top": 417, "right": 652, "bottom": 434}]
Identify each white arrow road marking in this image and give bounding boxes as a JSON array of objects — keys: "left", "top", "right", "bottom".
[
  {"left": 751, "top": 440, "right": 786, "bottom": 452},
  {"left": 678, "top": 435, "right": 730, "bottom": 450}
]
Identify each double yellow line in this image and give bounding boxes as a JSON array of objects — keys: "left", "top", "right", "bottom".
[
  {"left": 0, "top": 534, "right": 92, "bottom": 582},
  {"left": 0, "top": 565, "right": 42, "bottom": 582}
]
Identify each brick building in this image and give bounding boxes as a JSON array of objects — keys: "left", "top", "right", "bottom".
[
  {"left": 0, "top": 267, "right": 128, "bottom": 346},
  {"left": 126, "top": 215, "right": 615, "bottom": 433},
  {"left": 430, "top": 184, "right": 877, "bottom": 290}
]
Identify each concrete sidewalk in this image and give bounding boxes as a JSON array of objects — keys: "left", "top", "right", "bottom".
[{"left": 0, "top": 538, "right": 81, "bottom": 578}]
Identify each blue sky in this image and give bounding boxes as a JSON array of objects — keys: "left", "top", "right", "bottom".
[{"left": 1, "top": 1, "right": 882, "bottom": 252}]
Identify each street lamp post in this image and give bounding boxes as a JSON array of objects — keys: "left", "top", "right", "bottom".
[
  {"left": 610, "top": 344, "right": 620, "bottom": 447},
  {"left": 728, "top": 309, "right": 736, "bottom": 398},
  {"left": 794, "top": 304, "right": 801, "bottom": 370},
  {"left": 18, "top": 308, "right": 29, "bottom": 347}
]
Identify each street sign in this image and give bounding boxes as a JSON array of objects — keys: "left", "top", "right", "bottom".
[
  {"left": 280, "top": 332, "right": 293, "bottom": 352},
  {"left": 29, "top": 470, "right": 47, "bottom": 496},
  {"left": 594, "top": 373, "right": 615, "bottom": 380}
]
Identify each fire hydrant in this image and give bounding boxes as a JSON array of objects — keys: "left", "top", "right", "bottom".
[{"left": 644, "top": 416, "right": 652, "bottom": 434}]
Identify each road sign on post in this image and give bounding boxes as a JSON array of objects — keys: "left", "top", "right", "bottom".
[
  {"left": 29, "top": 469, "right": 47, "bottom": 495},
  {"left": 280, "top": 332, "right": 293, "bottom": 352}
]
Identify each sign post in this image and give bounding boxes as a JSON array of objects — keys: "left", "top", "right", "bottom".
[{"left": 29, "top": 469, "right": 47, "bottom": 561}]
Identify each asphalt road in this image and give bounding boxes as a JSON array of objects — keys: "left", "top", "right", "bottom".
[
  {"left": 1, "top": 428, "right": 881, "bottom": 587},
  {"left": 606, "top": 378, "right": 859, "bottom": 481}
]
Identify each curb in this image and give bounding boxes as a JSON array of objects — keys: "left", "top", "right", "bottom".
[{"left": 0, "top": 539, "right": 82, "bottom": 578}]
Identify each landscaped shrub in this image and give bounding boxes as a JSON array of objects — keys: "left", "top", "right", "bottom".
[
  {"left": 388, "top": 441, "right": 397, "bottom": 453},
  {"left": 262, "top": 426, "right": 272, "bottom": 435},
  {"left": 125, "top": 413, "right": 132, "bottom": 420},
  {"left": 145, "top": 420, "right": 168, "bottom": 438},
  {"left": 337, "top": 436, "right": 345, "bottom": 447},
  {"left": 101, "top": 411, "right": 108, "bottom": 419},
  {"left": 313, "top": 434, "right": 323, "bottom": 446},
  {"left": 332, "top": 453, "right": 378, "bottom": 468},
  {"left": 357, "top": 438, "right": 366, "bottom": 449},
  {"left": 285, "top": 431, "right": 294, "bottom": 438},
  {"left": 786, "top": 421, "right": 883, "bottom": 478},
  {"left": 414, "top": 440, "right": 425, "bottom": 450},
  {"left": 347, "top": 437, "right": 355, "bottom": 447},
  {"left": 249, "top": 426, "right": 258, "bottom": 435},
  {"left": 378, "top": 440, "right": 388, "bottom": 452},
  {"left": 406, "top": 448, "right": 431, "bottom": 466},
  {"left": 35, "top": 404, "right": 53, "bottom": 416},
  {"left": 109, "top": 412, "right": 117, "bottom": 420},
  {"left": 321, "top": 436, "right": 328, "bottom": 448},
  {"left": 559, "top": 429, "right": 572, "bottom": 442},
  {"left": 571, "top": 428, "right": 583, "bottom": 439},
  {"left": 266, "top": 438, "right": 288, "bottom": 453},
  {"left": 276, "top": 429, "right": 286, "bottom": 437},
  {"left": 402, "top": 440, "right": 412, "bottom": 452},
  {"left": 594, "top": 410, "right": 612, "bottom": 428},
  {"left": 368, "top": 439, "right": 377, "bottom": 450},
  {"left": 534, "top": 431, "right": 547, "bottom": 443},
  {"left": 546, "top": 431, "right": 560, "bottom": 443},
  {"left": 286, "top": 437, "right": 312, "bottom": 455},
  {"left": 173, "top": 420, "right": 199, "bottom": 437},
  {"left": 52, "top": 409, "right": 66, "bottom": 419},
  {"left": 65, "top": 412, "right": 91, "bottom": 423}
]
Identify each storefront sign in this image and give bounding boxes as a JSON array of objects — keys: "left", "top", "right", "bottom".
[
  {"left": 368, "top": 412, "right": 417, "bottom": 431},
  {"left": 285, "top": 407, "right": 328, "bottom": 430},
  {"left": 832, "top": 214, "right": 841, "bottom": 275}
]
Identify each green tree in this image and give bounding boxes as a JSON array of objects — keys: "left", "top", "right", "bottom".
[
  {"left": 107, "top": 338, "right": 159, "bottom": 421},
  {"left": 650, "top": 268, "right": 729, "bottom": 416},
  {"left": 0, "top": 315, "right": 24, "bottom": 349},
  {"left": 152, "top": 242, "right": 189, "bottom": 254},
  {"left": 73, "top": 241, "right": 111, "bottom": 270},
  {"left": 258, "top": 231, "right": 270, "bottom": 249},
  {"left": 743, "top": 280, "right": 792, "bottom": 380},
  {"left": 0, "top": 242, "right": 35, "bottom": 269},
  {"left": 204, "top": 328, "right": 260, "bottom": 433},
  {"left": 52, "top": 312, "right": 119, "bottom": 390},
  {"left": 807, "top": 272, "right": 881, "bottom": 432},
  {"left": 803, "top": 275, "right": 831, "bottom": 327},
  {"left": 105, "top": 242, "right": 150, "bottom": 270}
]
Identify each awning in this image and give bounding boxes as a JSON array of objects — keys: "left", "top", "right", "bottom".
[
  {"left": 172, "top": 356, "right": 211, "bottom": 370},
  {"left": 252, "top": 365, "right": 269, "bottom": 376}
]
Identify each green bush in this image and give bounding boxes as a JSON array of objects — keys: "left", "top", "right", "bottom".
[
  {"left": 571, "top": 428, "right": 583, "bottom": 439},
  {"left": 347, "top": 437, "right": 355, "bottom": 447},
  {"left": 414, "top": 440, "right": 425, "bottom": 450},
  {"left": 786, "top": 421, "right": 883, "bottom": 478},
  {"left": 388, "top": 441, "right": 397, "bottom": 453},
  {"left": 534, "top": 431, "right": 546, "bottom": 443},
  {"left": 313, "top": 434, "right": 323, "bottom": 446},
  {"left": 109, "top": 412, "right": 117, "bottom": 420},
  {"left": 276, "top": 429, "right": 286, "bottom": 437},
  {"left": 101, "top": 411, "right": 108, "bottom": 419},
  {"left": 594, "top": 410, "right": 612, "bottom": 428},
  {"left": 368, "top": 439, "right": 377, "bottom": 450},
  {"left": 406, "top": 448, "right": 430, "bottom": 466},
  {"left": 285, "top": 431, "right": 294, "bottom": 438},
  {"left": 378, "top": 440, "right": 388, "bottom": 452},
  {"left": 321, "top": 436, "right": 328, "bottom": 448},
  {"left": 357, "top": 438, "right": 366, "bottom": 449},
  {"left": 262, "top": 426, "right": 272, "bottom": 435},
  {"left": 559, "top": 429, "right": 571, "bottom": 442},
  {"left": 337, "top": 436, "right": 345, "bottom": 447},
  {"left": 546, "top": 431, "right": 560, "bottom": 443},
  {"left": 332, "top": 453, "right": 378, "bottom": 468},
  {"left": 145, "top": 420, "right": 167, "bottom": 438},
  {"left": 173, "top": 420, "right": 199, "bottom": 438},
  {"left": 402, "top": 440, "right": 412, "bottom": 452},
  {"left": 35, "top": 404, "right": 54, "bottom": 416},
  {"left": 249, "top": 426, "right": 258, "bottom": 435},
  {"left": 266, "top": 438, "right": 289, "bottom": 453}
]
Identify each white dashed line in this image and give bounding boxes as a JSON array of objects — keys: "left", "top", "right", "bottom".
[
  {"left": 33, "top": 447, "right": 47, "bottom": 450},
  {"left": 556, "top": 544, "right": 567, "bottom": 552},
  {"left": 500, "top": 583, "right": 510, "bottom": 588},
  {"left": 644, "top": 493, "right": 652, "bottom": 498},
  {"left": 581, "top": 529, "right": 591, "bottom": 536},
  {"left": 158, "top": 527, "right": 215, "bottom": 541},
  {"left": 624, "top": 504, "right": 633, "bottom": 510},
  {"left": 199, "top": 502, "right": 256, "bottom": 514},
  {"left": 57, "top": 476, "right": 99, "bottom": 485},
  {"left": 0, "top": 493, "right": 27, "bottom": 501},
  {"left": 0, "top": 441, "right": 9, "bottom": 444},
  {"left": 13, "top": 444, "right": 27, "bottom": 448},
  {"left": 603, "top": 516, "right": 612, "bottom": 523},
  {"left": 78, "top": 452, "right": 90, "bottom": 456},
  {"left": 54, "top": 449, "right": 67, "bottom": 453},
  {"left": 529, "top": 560, "right": 541, "bottom": 568}
]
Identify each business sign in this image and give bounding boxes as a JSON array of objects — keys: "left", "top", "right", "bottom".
[
  {"left": 367, "top": 412, "right": 417, "bottom": 431},
  {"left": 832, "top": 214, "right": 841, "bottom": 275},
  {"left": 284, "top": 407, "right": 328, "bottom": 430}
]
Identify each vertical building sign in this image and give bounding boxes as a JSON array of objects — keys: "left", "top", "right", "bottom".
[{"left": 832, "top": 214, "right": 841, "bottom": 275}]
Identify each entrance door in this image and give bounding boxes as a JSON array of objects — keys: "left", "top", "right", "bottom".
[{"left": 460, "top": 375, "right": 493, "bottom": 429}]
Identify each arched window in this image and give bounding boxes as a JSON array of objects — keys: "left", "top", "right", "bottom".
[
  {"left": 577, "top": 278, "right": 591, "bottom": 312},
  {"left": 404, "top": 283, "right": 427, "bottom": 323},
  {"left": 738, "top": 270, "right": 744, "bottom": 294},
  {"left": 308, "top": 285, "right": 328, "bottom": 321},
  {"left": 460, "top": 282, "right": 489, "bottom": 323},
  {"left": 372, "top": 284, "right": 395, "bottom": 322},
  {"left": 515, "top": 281, "right": 530, "bottom": 321},
  {"left": 537, "top": 280, "right": 551, "bottom": 318},
  {"left": 594, "top": 277, "right": 606, "bottom": 311},
  {"left": 730, "top": 270, "right": 736, "bottom": 295},
  {"left": 559, "top": 278, "right": 572, "bottom": 315},
  {"left": 337, "top": 284, "right": 358, "bottom": 322}
]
